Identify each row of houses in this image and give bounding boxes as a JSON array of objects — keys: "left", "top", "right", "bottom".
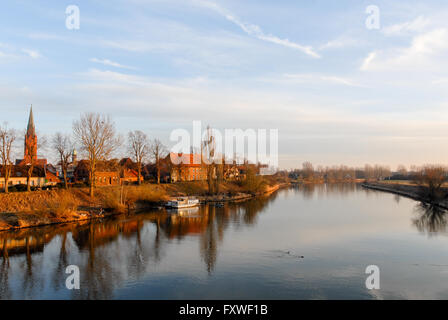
[
  {"left": 1, "top": 151, "right": 260, "bottom": 189},
  {"left": 1, "top": 108, "right": 266, "bottom": 190},
  {"left": 0, "top": 108, "right": 142, "bottom": 189}
]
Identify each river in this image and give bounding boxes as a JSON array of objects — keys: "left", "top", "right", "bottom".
[{"left": 1, "top": 184, "right": 448, "bottom": 299}]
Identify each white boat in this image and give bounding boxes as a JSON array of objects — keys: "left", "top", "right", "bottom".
[{"left": 165, "top": 197, "right": 200, "bottom": 208}]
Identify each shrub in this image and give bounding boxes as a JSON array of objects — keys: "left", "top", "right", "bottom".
[{"left": 240, "top": 168, "right": 267, "bottom": 194}]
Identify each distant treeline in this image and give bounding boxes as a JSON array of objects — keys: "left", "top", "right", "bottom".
[{"left": 285, "top": 162, "right": 448, "bottom": 183}]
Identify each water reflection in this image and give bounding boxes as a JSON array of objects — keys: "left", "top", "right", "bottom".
[
  {"left": 413, "top": 203, "right": 448, "bottom": 236},
  {"left": 2, "top": 184, "right": 448, "bottom": 299},
  {"left": 291, "top": 182, "right": 359, "bottom": 199},
  {"left": 0, "top": 193, "right": 278, "bottom": 299}
]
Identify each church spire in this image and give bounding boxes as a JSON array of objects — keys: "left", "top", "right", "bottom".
[{"left": 27, "top": 105, "right": 35, "bottom": 136}]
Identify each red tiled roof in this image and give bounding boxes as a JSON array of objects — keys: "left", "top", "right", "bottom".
[
  {"left": 168, "top": 153, "right": 202, "bottom": 166},
  {"left": 45, "top": 171, "right": 60, "bottom": 182}
]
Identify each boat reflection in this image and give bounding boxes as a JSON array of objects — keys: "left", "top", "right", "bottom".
[{"left": 166, "top": 206, "right": 200, "bottom": 216}]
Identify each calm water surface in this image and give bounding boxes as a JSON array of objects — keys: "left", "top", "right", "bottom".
[{"left": 1, "top": 184, "right": 448, "bottom": 299}]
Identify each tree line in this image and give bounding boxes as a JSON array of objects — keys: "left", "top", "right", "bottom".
[
  {"left": 288, "top": 162, "right": 448, "bottom": 186},
  {"left": 0, "top": 113, "right": 168, "bottom": 196}
]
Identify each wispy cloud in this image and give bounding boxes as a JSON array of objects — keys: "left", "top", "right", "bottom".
[
  {"left": 360, "top": 51, "right": 377, "bottom": 71},
  {"left": 0, "top": 46, "right": 41, "bottom": 62},
  {"left": 320, "top": 36, "right": 361, "bottom": 50},
  {"left": 382, "top": 16, "right": 430, "bottom": 36},
  {"left": 283, "top": 73, "right": 365, "bottom": 87},
  {"left": 22, "top": 49, "right": 41, "bottom": 59},
  {"left": 90, "top": 58, "right": 136, "bottom": 70},
  {"left": 361, "top": 28, "right": 448, "bottom": 71},
  {"left": 192, "top": 0, "right": 320, "bottom": 58}
]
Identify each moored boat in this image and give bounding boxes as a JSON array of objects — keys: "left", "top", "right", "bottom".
[{"left": 165, "top": 197, "right": 200, "bottom": 208}]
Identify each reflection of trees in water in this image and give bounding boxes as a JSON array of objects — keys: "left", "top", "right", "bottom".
[
  {"left": 301, "top": 184, "right": 315, "bottom": 199},
  {"left": 0, "top": 192, "right": 279, "bottom": 297},
  {"left": 158, "top": 194, "right": 278, "bottom": 274},
  {"left": 413, "top": 203, "right": 448, "bottom": 236},
  {"left": 73, "top": 224, "right": 118, "bottom": 300},
  {"left": 50, "top": 232, "right": 68, "bottom": 292},
  {"left": 292, "top": 182, "right": 358, "bottom": 199},
  {"left": 18, "top": 236, "right": 46, "bottom": 299},
  {"left": 0, "top": 248, "right": 11, "bottom": 299},
  {"left": 200, "top": 206, "right": 217, "bottom": 274},
  {"left": 70, "top": 216, "right": 167, "bottom": 299},
  {"left": 0, "top": 213, "right": 168, "bottom": 299},
  {"left": 325, "top": 183, "right": 357, "bottom": 196}
]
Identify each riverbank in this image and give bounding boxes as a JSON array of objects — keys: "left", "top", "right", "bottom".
[
  {"left": 0, "top": 178, "right": 289, "bottom": 231},
  {"left": 361, "top": 181, "right": 448, "bottom": 210}
]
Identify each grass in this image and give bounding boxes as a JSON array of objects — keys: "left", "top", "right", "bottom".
[{"left": 93, "top": 184, "right": 169, "bottom": 213}]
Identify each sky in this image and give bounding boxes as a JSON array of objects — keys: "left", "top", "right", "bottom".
[{"left": 1, "top": 0, "right": 448, "bottom": 169}]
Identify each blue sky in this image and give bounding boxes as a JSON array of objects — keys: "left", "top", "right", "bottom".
[{"left": 1, "top": 0, "right": 448, "bottom": 168}]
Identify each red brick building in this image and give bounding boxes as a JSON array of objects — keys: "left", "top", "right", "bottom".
[
  {"left": 74, "top": 159, "right": 143, "bottom": 186},
  {"left": 168, "top": 153, "right": 207, "bottom": 182}
]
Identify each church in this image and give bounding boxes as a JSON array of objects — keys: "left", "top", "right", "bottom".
[
  {"left": 15, "top": 106, "right": 47, "bottom": 166},
  {"left": 0, "top": 106, "right": 58, "bottom": 189}
]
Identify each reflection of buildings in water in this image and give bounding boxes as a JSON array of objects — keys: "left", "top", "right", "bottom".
[
  {"left": 2, "top": 234, "right": 49, "bottom": 257},
  {"left": 0, "top": 224, "right": 81, "bottom": 299},
  {"left": 0, "top": 192, "right": 279, "bottom": 296},
  {"left": 158, "top": 209, "right": 210, "bottom": 239},
  {"left": 0, "top": 216, "right": 156, "bottom": 299},
  {"left": 155, "top": 195, "right": 277, "bottom": 273},
  {"left": 413, "top": 203, "right": 448, "bottom": 236},
  {"left": 0, "top": 222, "right": 82, "bottom": 258}
]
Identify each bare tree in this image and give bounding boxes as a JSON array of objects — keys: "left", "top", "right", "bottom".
[
  {"left": 52, "top": 133, "right": 73, "bottom": 189},
  {"left": 203, "top": 126, "right": 216, "bottom": 193},
  {"left": 149, "top": 138, "right": 167, "bottom": 184},
  {"left": 73, "top": 113, "right": 120, "bottom": 197},
  {"left": 0, "top": 124, "right": 16, "bottom": 193},
  {"left": 415, "top": 165, "right": 447, "bottom": 201},
  {"left": 396, "top": 164, "right": 407, "bottom": 178},
  {"left": 302, "top": 161, "right": 314, "bottom": 180},
  {"left": 128, "top": 130, "right": 149, "bottom": 185}
]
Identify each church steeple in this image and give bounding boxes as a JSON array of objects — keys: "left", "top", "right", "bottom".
[
  {"left": 27, "top": 105, "right": 35, "bottom": 136},
  {"left": 23, "top": 105, "right": 37, "bottom": 164}
]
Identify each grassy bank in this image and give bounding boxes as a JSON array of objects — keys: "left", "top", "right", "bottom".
[
  {"left": 362, "top": 181, "right": 448, "bottom": 210},
  {"left": 0, "top": 175, "right": 289, "bottom": 231}
]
